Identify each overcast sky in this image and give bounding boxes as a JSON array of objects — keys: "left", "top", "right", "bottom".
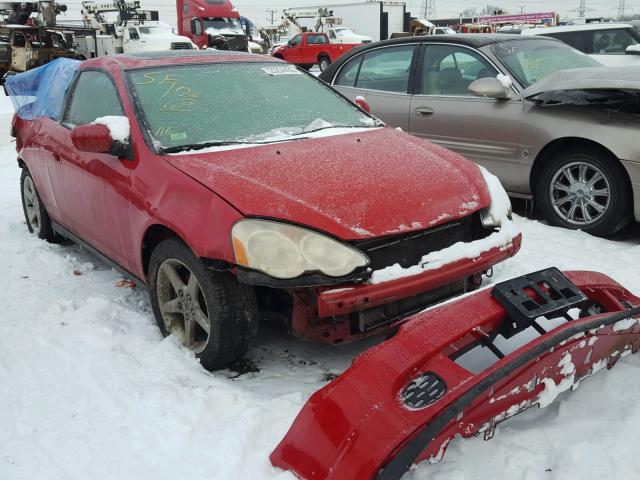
[{"left": 233, "top": 0, "right": 625, "bottom": 26}]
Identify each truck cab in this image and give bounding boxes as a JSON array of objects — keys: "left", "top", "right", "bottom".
[
  {"left": 176, "top": 0, "right": 248, "bottom": 51},
  {"left": 122, "top": 22, "right": 194, "bottom": 52}
]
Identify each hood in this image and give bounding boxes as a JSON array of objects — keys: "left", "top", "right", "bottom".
[
  {"left": 518, "top": 66, "right": 640, "bottom": 99},
  {"left": 164, "top": 128, "right": 490, "bottom": 240}
]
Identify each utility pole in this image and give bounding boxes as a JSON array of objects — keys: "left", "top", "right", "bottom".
[
  {"left": 266, "top": 9, "right": 277, "bottom": 25},
  {"left": 617, "top": 0, "right": 627, "bottom": 19},
  {"left": 577, "top": 0, "right": 587, "bottom": 17},
  {"left": 420, "top": 0, "right": 436, "bottom": 18}
]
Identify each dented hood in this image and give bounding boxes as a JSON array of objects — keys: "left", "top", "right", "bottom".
[
  {"left": 518, "top": 66, "right": 640, "bottom": 99},
  {"left": 163, "top": 128, "right": 489, "bottom": 240}
]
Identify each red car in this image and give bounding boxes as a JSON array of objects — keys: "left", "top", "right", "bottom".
[
  {"left": 9, "top": 52, "right": 521, "bottom": 370},
  {"left": 272, "top": 32, "right": 360, "bottom": 71}
]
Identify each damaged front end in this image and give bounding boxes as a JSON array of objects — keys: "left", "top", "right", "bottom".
[{"left": 270, "top": 268, "right": 640, "bottom": 480}]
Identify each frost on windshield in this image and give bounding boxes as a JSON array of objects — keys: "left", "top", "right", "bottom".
[{"left": 129, "top": 63, "right": 380, "bottom": 152}]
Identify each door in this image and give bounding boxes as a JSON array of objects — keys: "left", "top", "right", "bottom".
[
  {"left": 125, "top": 27, "right": 142, "bottom": 52},
  {"left": 409, "top": 43, "right": 525, "bottom": 189},
  {"left": 54, "top": 70, "right": 134, "bottom": 268},
  {"left": 332, "top": 44, "right": 417, "bottom": 131},
  {"left": 286, "top": 34, "right": 303, "bottom": 63}
]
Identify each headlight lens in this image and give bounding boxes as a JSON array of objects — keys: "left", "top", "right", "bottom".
[
  {"left": 478, "top": 166, "right": 512, "bottom": 228},
  {"left": 231, "top": 219, "right": 369, "bottom": 279}
]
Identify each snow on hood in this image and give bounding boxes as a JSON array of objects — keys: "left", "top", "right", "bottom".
[
  {"left": 517, "top": 66, "right": 640, "bottom": 99},
  {"left": 162, "top": 128, "right": 490, "bottom": 240}
]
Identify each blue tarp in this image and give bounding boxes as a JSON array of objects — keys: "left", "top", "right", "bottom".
[{"left": 5, "top": 58, "right": 81, "bottom": 120}]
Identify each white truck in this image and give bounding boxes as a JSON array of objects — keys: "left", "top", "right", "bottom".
[
  {"left": 75, "top": 21, "right": 195, "bottom": 58},
  {"left": 74, "top": 0, "right": 195, "bottom": 59}
]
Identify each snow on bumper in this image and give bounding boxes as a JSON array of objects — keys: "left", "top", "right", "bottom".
[
  {"left": 271, "top": 270, "right": 640, "bottom": 480},
  {"left": 317, "top": 221, "right": 521, "bottom": 318}
]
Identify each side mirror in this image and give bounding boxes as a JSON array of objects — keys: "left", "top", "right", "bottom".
[
  {"left": 354, "top": 95, "right": 371, "bottom": 113},
  {"left": 626, "top": 44, "right": 640, "bottom": 55},
  {"left": 287, "top": 41, "right": 293, "bottom": 48},
  {"left": 468, "top": 77, "right": 511, "bottom": 100},
  {"left": 70, "top": 121, "right": 130, "bottom": 158}
]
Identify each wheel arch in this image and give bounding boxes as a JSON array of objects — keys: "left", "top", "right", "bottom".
[
  {"left": 530, "top": 137, "right": 632, "bottom": 196},
  {"left": 317, "top": 52, "right": 330, "bottom": 61},
  {"left": 141, "top": 223, "right": 189, "bottom": 279}
]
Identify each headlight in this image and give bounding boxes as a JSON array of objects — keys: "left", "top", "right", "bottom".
[
  {"left": 479, "top": 166, "right": 512, "bottom": 228},
  {"left": 231, "top": 219, "right": 369, "bottom": 279}
]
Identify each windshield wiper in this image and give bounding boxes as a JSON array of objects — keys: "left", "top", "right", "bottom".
[
  {"left": 159, "top": 138, "right": 310, "bottom": 154},
  {"left": 292, "top": 124, "right": 382, "bottom": 136}
]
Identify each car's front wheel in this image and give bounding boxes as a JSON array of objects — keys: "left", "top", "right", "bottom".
[
  {"left": 148, "top": 238, "right": 259, "bottom": 370},
  {"left": 536, "top": 148, "right": 631, "bottom": 236},
  {"left": 20, "top": 168, "right": 58, "bottom": 242}
]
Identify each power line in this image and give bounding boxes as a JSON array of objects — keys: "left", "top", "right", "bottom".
[{"left": 420, "top": 0, "right": 436, "bottom": 18}]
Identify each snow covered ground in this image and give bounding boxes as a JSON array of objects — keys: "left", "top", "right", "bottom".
[{"left": 1, "top": 93, "right": 639, "bottom": 480}]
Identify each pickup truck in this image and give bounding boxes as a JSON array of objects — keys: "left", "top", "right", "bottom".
[{"left": 271, "top": 32, "right": 362, "bottom": 71}]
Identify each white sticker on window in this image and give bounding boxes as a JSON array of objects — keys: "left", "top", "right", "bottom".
[{"left": 261, "top": 65, "right": 302, "bottom": 76}]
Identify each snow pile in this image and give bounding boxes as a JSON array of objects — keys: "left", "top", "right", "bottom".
[
  {"left": 496, "top": 73, "right": 513, "bottom": 89},
  {"left": 479, "top": 166, "right": 512, "bottom": 224},
  {"left": 93, "top": 116, "right": 130, "bottom": 142},
  {"left": 370, "top": 219, "right": 519, "bottom": 284}
]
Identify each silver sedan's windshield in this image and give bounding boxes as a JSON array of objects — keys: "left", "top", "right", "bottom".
[
  {"left": 491, "top": 39, "right": 602, "bottom": 87},
  {"left": 128, "top": 63, "right": 377, "bottom": 152}
]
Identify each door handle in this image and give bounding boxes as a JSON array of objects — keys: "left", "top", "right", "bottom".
[{"left": 415, "top": 107, "right": 434, "bottom": 117}]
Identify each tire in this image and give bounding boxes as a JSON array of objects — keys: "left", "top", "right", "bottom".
[
  {"left": 20, "top": 168, "right": 58, "bottom": 242},
  {"left": 148, "top": 237, "right": 259, "bottom": 370},
  {"left": 318, "top": 56, "right": 331, "bottom": 71},
  {"left": 536, "top": 147, "right": 631, "bottom": 236}
]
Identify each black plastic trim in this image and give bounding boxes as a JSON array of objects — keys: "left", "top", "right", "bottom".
[{"left": 235, "top": 267, "right": 369, "bottom": 289}]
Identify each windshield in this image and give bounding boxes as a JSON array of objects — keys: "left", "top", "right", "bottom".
[
  {"left": 491, "top": 39, "right": 601, "bottom": 87},
  {"left": 129, "top": 63, "right": 377, "bottom": 152},
  {"left": 203, "top": 17, "right": 244, "bottom": 36}
]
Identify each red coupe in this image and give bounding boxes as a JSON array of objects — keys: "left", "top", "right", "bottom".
[{"left": 9, "top": 52, "right": 521, "bottom": 370}]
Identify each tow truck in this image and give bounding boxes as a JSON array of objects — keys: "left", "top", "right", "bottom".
[{"left": 75, "top": 0, "right": 195, "bottom": 58}]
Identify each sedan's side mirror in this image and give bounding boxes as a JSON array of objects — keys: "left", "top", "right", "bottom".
[
  {"left": 70, "top": 121, "right": 130, "bottom": 158},
  {"left": 354, "top": 95, "right": 371, "bottom": 113},
  {"left": 468, "top": 77, "right": 511, "bottom": 100},
  {"left": 626, "top": 44, "right": 640, "bottom": 55}
]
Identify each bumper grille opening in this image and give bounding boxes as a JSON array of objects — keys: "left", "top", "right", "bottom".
[{"left": 171, "top": 42, "right": 193, "bottom": 50}]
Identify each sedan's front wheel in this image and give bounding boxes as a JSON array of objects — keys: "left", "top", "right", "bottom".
[
  {"left": 149, "top": 238, "right": 259, "bottom": 370},
  {"left": 536, "top": 148, "right": 631, "bottom": 236}
]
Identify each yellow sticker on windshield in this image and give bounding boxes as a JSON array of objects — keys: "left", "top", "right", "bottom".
[{"left": 170, "top": 132, "right": 187, "bottom": 141}]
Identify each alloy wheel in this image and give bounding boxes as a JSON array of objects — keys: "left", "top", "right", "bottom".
[
  {"left": 22, "top": 176, "right": 41, "bottom": 233},
  {"left": 156, "top": 258, "right": 211, "bottom": 354},
  {"left": 549, "top": 161, "right": 611, "bottom": 226}
]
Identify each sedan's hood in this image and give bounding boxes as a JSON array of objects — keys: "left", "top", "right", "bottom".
[
  {"left": 164, "top": 128, "right": 490, "bottom": 240},
  {"left": 518, "top": 66, "right": 640, "bottom": 99}
]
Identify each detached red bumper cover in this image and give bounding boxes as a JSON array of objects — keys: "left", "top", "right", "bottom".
[{"left": 271, "top": 269, "right": 640, "bottom": 480}]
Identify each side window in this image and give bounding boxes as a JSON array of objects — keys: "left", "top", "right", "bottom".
[
  {"left": 315, "top": 35, "right": 329, "bottom": 44},
  {"left": 354, "top": 45, "right": 415, "bottom": 93},
  {"left": 593, "top": 29, "right": 636, "bottom": 54},
  {"left": 422, "top": 45, "right": 497, "bottom": 96},
  {"left": 129, "top": 28, "right": 140, "bottom": 40},
  {"left": 328, "top": 30, "right": 336, "bottom": 39},
  {"left": 66, "top": 71, "right": 124, "bottom": 126},
  {"left": 290, "top": 34, "right": 302, "bottom": 46},
  {"left": 335, "top": 55, "right": 363, "bottom": 87},
  {"left": 13, "top": 32, "right": 26, "bottom": 48},
  {"left": 191, "top": 18, "right": 202, "bottom": 35},
  {"left": 545, "top": 32, "right": 591, "bottom": 53}
]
